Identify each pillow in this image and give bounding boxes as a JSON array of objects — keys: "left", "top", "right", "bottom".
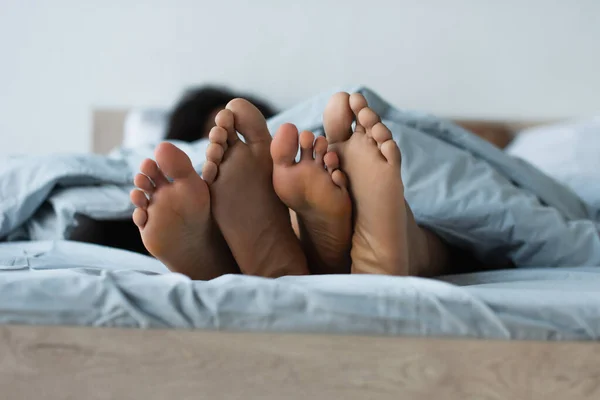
[
  {"left": 122, "top": 108, "right": 170, "bottom": 148},
  {"left": 506, "top": 117, "right": 600, "bottom": 210}
]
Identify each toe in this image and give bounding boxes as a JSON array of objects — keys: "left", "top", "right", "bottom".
[
  {"left": 225, "top": 98, "right": 272, "bottom": 145},
  {"left": 331, "top": 169, "right": 348, "bottom": 189},
  {"left": 357, "top": 107, "right": 381, "bottom": 130},
  {"left": 349, "top": 93, "right": 370, "bottom": 134},
  {"left": 215, "top": 109, "right": 238, "bottom": 145},
  {"left": 324, "top": 152, "right": 347, "bottom": 189},
  {"left": 154, "top": 142, "right": 197, "bottom": 180},
  {"left": 271, "top": 123, "right": 299, "bottom": 167},
  {"left": 202, "top": 160, "right": 218, "bottom": 185},
  {"left": 371, "top": 122, "right": 393, "bottom": 146},
  {"left": 132, "top": 207, "right": 148, "bottom": 229},
  {"left": 134, "top": 173, "right": 155, "bottom": 194},
  {"left": 139, "top": 158, "right": 168, "bottom": 187},
  {"left": 380, "top": 139, "right": 402, "bottom": 166},
  {"left": 324, "top": 151, "right": 340, "bottom": 173},
  {"left": 313, "top": 136, "right": 328, "bottom": 164},
  {"left": 206, "top": 142, "right": 225, "bottom": 164},
  {"left": 299, "top": 130, "right": 315, "bottom": 161},
  {"left": 209, "top": 126, "right": 228, "bottom": 144},
  {"left": 130, "top": 189, "right": 149, "bottom": 209},
  {"left": 349, "top": 93, "right": 369, "bottom": 116},
  {"left": 209, "top": 126, "right": 229, "bottom": 151},
  {"left": 323, "top": 92, "right": 353, "bottom": 144}
]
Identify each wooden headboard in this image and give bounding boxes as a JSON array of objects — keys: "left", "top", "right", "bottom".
[
  {"left": 92, "top": 109, "right": 129, "bottom": 154},
  {"left": 91, "top": 108, "right": 553, "bottom": 154}
]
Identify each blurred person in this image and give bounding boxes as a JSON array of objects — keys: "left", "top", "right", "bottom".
[{"left": 165, "top": 85, "right": 277, "bottom": 142}]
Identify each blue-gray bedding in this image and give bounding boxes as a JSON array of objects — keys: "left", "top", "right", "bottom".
[
  {"left": 1, "top": 86, "right": 599, "bottom": 337},
  {"left": 2, "top": 240, "right": 600, "bottom": 340},
  {"left": 2, "top": 86, "right": 599, "bottom": 266}
]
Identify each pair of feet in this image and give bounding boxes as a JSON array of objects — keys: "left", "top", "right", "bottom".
[{"left": 130, "top": 92, "right": 434, "bottom": 280}]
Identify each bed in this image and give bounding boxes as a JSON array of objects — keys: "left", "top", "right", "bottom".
[
  {"left": 3, "top": 91, "right": 600, "bottom": 399},
  {"left": 3, "top": 240, "right": 600, "bottom": 400}
]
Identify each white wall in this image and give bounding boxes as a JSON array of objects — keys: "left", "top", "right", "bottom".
[{"left": 1, "top": 0, "right": 599, "bottom": 155}]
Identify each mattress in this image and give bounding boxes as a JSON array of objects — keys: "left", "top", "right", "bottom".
[{"left": 2, "top": 240, "right": 599, "bottom": 340}]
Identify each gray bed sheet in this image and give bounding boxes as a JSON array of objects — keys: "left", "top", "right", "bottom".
[{"left": 1, "top": 240, "right": 599, "bottom": 340}]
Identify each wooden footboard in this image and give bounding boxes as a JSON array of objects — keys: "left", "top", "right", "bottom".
[{"left": 1, "top": 324, "right": 598, "bottom": 399}]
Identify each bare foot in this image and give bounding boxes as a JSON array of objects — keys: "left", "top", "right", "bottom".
[
  {"left": 271, "top": 124, "right": 352, "bottom": 274},
  {"left": 130, "top": 143, "right": 238, "bottom": 280},
  {"left": 202, "top": 99, "right": 308, "bottom": 277},
  {"left": 324, "top": 92, "right": 447, "bottom": 276}
]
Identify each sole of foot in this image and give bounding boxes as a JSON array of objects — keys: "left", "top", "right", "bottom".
[
  {"left": 323, "top": 92, "right": 417, "bottom": 275},
  {"left": 202, "top": 98, "right": 308, "bottom": 278},
  {"left": 130, "top": 142, "right": 237, "bottom": 280},
  {"left": 271, "top": 123, "right": 352, "bottom": 274}
]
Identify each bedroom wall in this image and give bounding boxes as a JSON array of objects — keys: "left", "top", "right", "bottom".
[{"left": 0, "top": 0, "right": 598, "bottom": 155}]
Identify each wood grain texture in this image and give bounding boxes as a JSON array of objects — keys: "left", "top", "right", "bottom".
[{"left": 1, "top": 325, "right": 600, "bottom": 400}]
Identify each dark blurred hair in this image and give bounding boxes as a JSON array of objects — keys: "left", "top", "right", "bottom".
[{"left": 165, "top": 85, "right": 277, "bottom": 142}]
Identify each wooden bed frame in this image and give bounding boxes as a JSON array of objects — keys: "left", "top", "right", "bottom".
[
  {"left": 3, "top": 325, "right": 600, "bottom": 399},
  {"left": 90, "top": 108, "right": 551, "bottom": 153},
  {"left": 5, "top": 110, "right": 593, "bottom": 399}
]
